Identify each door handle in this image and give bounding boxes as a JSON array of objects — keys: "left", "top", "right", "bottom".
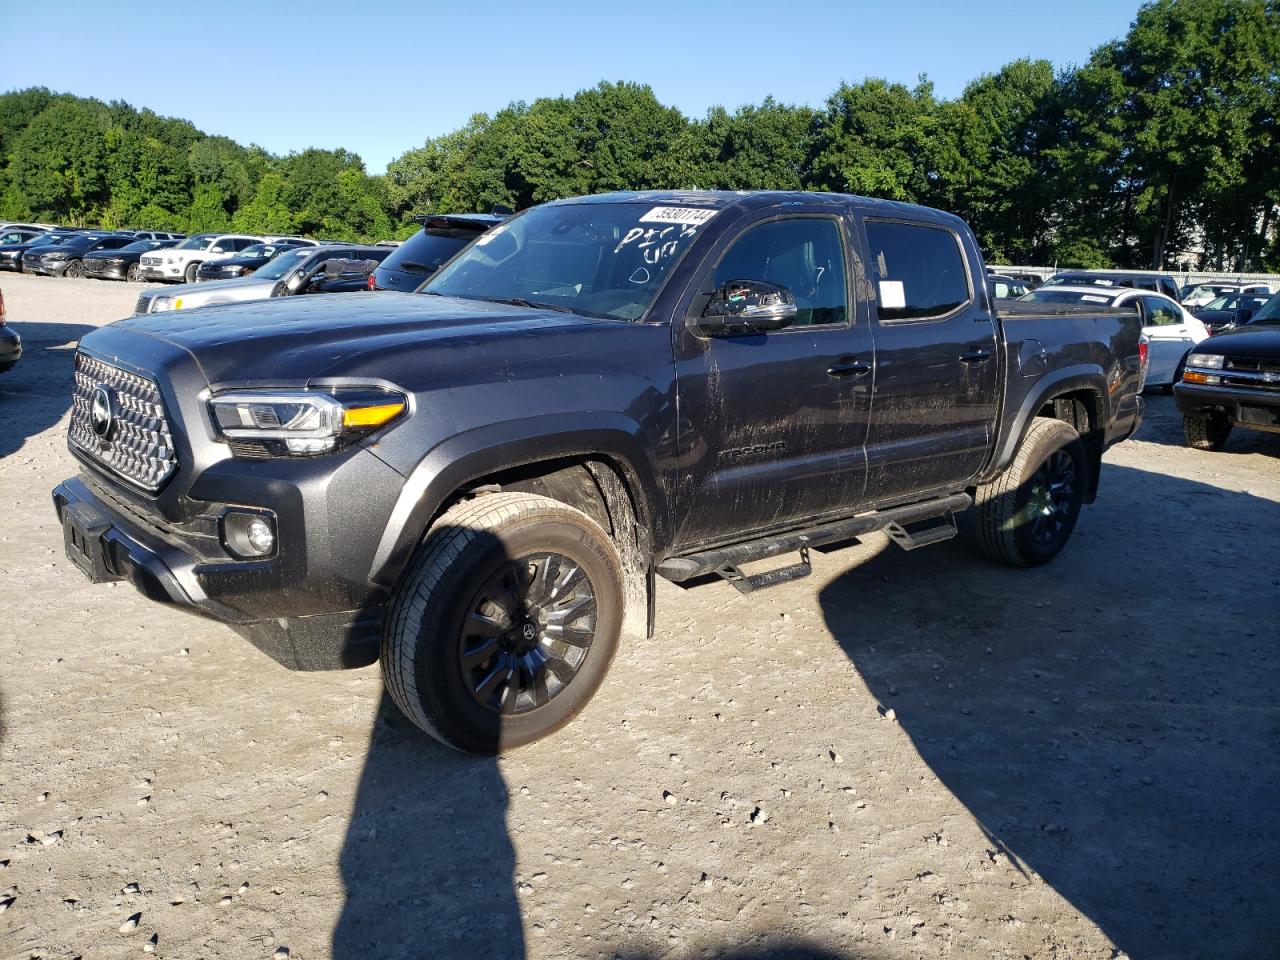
[
  {"left": 827, "top": 358, "right": 871, "bottom": 377},
  {"left": 959, "top": 349, "right": 992, "bottom": 364}
]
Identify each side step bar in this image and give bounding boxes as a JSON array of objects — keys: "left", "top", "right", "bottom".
[{"left": 657, "top": 492, "right": 972, "bottom": 584}]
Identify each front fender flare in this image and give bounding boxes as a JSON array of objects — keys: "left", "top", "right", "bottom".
[{"left": 367, "top": 413, "right": 664, "bottom": 588}]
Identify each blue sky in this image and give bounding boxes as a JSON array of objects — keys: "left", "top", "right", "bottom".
[{"left": 0, "top": 0, "right": 1143, "bottom": 174}]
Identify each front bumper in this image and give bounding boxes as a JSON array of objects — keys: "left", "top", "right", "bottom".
[
  {"left": 0, "top": 327, "right": 20, "bottom": 373},
  {"left": 52, "top": 475, "right": 385, "bottom": 670},
  {"left": 0, "top": 255, "right": 23, "bottom": 271},
  {"left": 22, "top": 256, "right": 51, "bottom": 274},
  {"left": 1174, "top": 381, "right": 1280, "bottom": 433},
  {"left": 84, "top": 260, "right": 129, "bottom": 280},
  {"left": 140, "top": 262, "right": 187, "bottom": 281}
]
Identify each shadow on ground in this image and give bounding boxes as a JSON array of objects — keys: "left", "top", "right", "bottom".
[
  {"left": 0, "top": 321, "right": 95, "bottom": 459},
  {"left": 820, "top": 463, "right": 1280, "bottom": 959}
]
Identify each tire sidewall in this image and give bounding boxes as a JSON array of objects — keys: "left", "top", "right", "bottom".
[
  {"left": 409, "top": 511, "right": 623, "bottom": 752},
  {"left": 184, "top": 262, "right": 198, "bottom": 283},
  {"left": 126, "top": 263, "right": 139, "bottom": 282},
  {"left": 1010, "top": 427, "right": 1086, "bottom": 564},
  {"left": 65, "top": 259, "right": 83, "bottom": 278}
]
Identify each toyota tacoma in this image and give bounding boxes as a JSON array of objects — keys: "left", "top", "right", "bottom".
[{"left": 53, "top": 191, "right": 1145, "bottom": 752}]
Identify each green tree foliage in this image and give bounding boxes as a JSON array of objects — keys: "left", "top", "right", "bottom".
[{"left": 1, "top": 0, "right": 1277, "bottom": 265}]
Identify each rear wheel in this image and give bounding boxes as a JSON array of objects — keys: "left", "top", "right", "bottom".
[
  {"left": 1183, "top": 413, "right": 1232, "bottom": 451},
  {"left": 974, "top": 416, "right": 1086, "bottom": 567},
  {"left": 64, "top": 259, "right": 84, "bottom": 279},
  {"left": 126, "top": 263, "right": 140, "bottom": 283},
  {"left": 382, "top": 492, "right": 624, "bottom": 753},
  {"left": 184, "top": 262, "right": 199, "bottom": 283}
]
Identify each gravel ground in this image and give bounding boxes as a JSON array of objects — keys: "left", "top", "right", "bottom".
[{"left": 1, "top": 272, "right": 1278, "bottom": 960}]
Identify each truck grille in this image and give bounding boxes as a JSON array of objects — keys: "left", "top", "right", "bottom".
[
  {"left": 69, "top": 352, "right": 177, "bottom": 491},
  {"left": 134, "top": 291, "right": 157, "bottom": 314},
  {"left": 1222, "top": 355, "right": 1280, "bottom": 392}
]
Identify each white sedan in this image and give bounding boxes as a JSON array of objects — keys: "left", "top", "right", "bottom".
[{"left": 1019, "top": 285, "right": 1209, "bottom": 388}]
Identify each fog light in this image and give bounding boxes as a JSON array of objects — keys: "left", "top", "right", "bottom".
[{"left": 222, "top": 511, "right": 276, "bottom": 559}]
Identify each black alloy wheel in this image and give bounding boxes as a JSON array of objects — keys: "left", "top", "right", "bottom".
[
  {"left": 64, "top": 259, "right": 84, "bottom": 279},
  {"left": 459, "top": 551, "right": 597, "bottom": 716},
  {"left": 1023, "top": 448, "right": 1076, "bottom": 547}
]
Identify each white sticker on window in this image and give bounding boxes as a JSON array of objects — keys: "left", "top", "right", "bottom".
[
  {"left": 638, "top": 206, "right": 717, "bottom": 227},
  {"left": 1081, "top": 294, "right": 1110, "bottom": 303},
  {"left": 879, "top": 280, "right": 906, "bottom": 309}
]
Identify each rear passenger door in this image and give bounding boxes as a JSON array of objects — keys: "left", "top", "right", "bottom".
[{"left": 855, "top": 216, "right": 999, "bottom": 506}]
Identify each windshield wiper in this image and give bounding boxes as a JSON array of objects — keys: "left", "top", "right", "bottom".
[
  {"left": 478, "top": 296, "right": 576, "bottom": 314},
  {"left": 397, "top": 261, "right": 436, "bottom": 274}
]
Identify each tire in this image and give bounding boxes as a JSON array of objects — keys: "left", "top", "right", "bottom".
[
  {"left": 974, "top": 416, "right": 1086, "bottom": 567},
  {"left": 64, "top": 259, "right": 84, "bottom": 279},
  {"left": 1183, "top": 413, "right": 1232, "bottom": 451},
  {"left": 184, "top": 262, "right": 199, "bottom": 283},
  {"left": 126, "top": 263, "right": 140, "bottom": 283},
  {"left": 382, "top": 492, "right": 624, "bottom": 753}
]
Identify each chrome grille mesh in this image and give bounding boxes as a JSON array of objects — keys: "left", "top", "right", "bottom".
[{"left": 69, "top": 352, "right": 177, "bottom": 491}]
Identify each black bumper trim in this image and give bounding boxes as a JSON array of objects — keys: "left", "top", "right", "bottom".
[{"left": 52, "top": 477, "right": 380, "bottom": 671}]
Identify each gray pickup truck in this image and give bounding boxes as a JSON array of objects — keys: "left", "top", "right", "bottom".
[{"left": 54, "top": 190, "right": 1145, "bottom": 752}]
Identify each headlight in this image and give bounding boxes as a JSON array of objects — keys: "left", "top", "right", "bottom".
[
  {"left": 45, "top": 252, "right": 68, "bottom": 261},
  {"left": 208, "top": 389, "right": 408, "bottom": 456},
  {"left": 1186, "top": 353, "right": 1224, "bottom": 369},
  {"left": 151, "top": 296, "right": 173, "bottom": 312}
]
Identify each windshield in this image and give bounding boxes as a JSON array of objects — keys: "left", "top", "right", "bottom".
[
  {"left": 423, "top": 202, "right": 713, "bottom": 320},
  {"left": 175, "top": 234, "right": 216, "bottom": 251},
  {"left": 30, "top": 234, "right": 69, "bottom": 248},
  {"left": 382, "top": 227, "right": 482, "bottom": 276},
  {"left": 1020, "top": 289, "right": 1117, "bottom": 305},
  {"left": 239, "top": 243, "right": 278, "bottom": 258},
  {"left": 120, "top": 240, "right": 157, "bottom": 253},
  {"left": 252, "top": 247, "right": 312, "bottom": 280},
  {"left": 1249, "top": 293, "right": 1280, "bottom": 324}
]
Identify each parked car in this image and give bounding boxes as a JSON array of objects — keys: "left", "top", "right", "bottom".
[
  {"left": 1174, "top": 294, "right": 1280, "bottom": 450},
  {"left": 0, "top": 227, "right": 44, "bottom": 246},
  {"left": 0, "top": 287, "right": 17, "bottom": 375},
  {"left": 0, "top": 221, "right": 55, "bottom": 234},
  {"left": 262, "top": 236, "right": 319, "bottom": 247},
  {"left": 196, "top": 241, "right": 309, "bottom": 281},
  {"left": 370, "top": 213, "right": 505, "bottom": 292},
  {"left": 125, "top": 230, "right": 186, "bottom": 242},
  {"left": 1043, "top": 270, "right": 1181, "bottom": 302},
  {"left": 1190, "top": 292, "right": 1272, "bottom": 334},
  {"left": 1021, "top": 284, "right": 1207, "bottom": 388},
  {"left": 138, "top": 233, "right": 264, "bottom": 283},
  {"left": 1180, "top": 282, "right": 1272, "bottom": 308},
  {"left": 0, "top": 230, "right": 81, "bottom": 272},
  {"left": 82, "top": 238, "right": 179, "bottom": 282},
  {"left": 134, "top": 245, "right": 391, "bottom": 313},
  {"left": 55, "top": 190, "right": 1146, "bottom": 752},
  {"left": 24, "top": 232, "right": 138, "bottom": 277},
  {"left": 987, "top": 274, "right": 1032, "bottom": 299}
]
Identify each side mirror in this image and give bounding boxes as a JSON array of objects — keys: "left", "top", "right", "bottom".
[
  {"left": 211, "top": 246, "right": 226, "bottom": 254},
  {"left": 692, "top": 280, "right": 797, "bottom": 337}
]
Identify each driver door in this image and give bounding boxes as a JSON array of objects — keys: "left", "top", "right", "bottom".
[{"left": 671, "top": 212, "right": 874, "bottom": 549}]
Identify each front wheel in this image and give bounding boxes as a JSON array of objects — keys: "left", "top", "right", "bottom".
[
  {"left": 64, "top": 259, "right": 84, "bottom": 279},
  {"left": 126, "top": 263, "right": 140, "bottom": 283},
  {"left": 974, "top": 416, "right": 1086, "bottom": 567},
  {"left": 184, "top": 262, "right": 199, "bottom": 284},
  {"left": 382, "top": 492, "right": 624, "bottom": 753},
  {"left": 1183, "top": 413, "right": 1231, "bottom": 451}
]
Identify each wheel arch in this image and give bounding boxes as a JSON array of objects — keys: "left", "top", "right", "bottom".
[
  {"left": 987, "top": 368, "right": 1109, "bottom": 503},
  {"left": 369, "top": 417, "right": 664, "bottom": 641}
]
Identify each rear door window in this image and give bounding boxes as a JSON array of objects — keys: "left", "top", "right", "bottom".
[{"left": 864, "top": 220, "right": 971, "bottom": 321}]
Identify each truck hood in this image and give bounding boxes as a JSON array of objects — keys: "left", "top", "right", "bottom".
[
  {"left": 1199, "top": 323, "right": 1280, "bottom": 359},
  {"left": 105, "top": 292, "right": 626, "bottom": 385}
]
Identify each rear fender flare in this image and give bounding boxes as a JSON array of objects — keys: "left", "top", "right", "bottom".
[{"left": 986, "top": 366, "right": 1110, "bottom": 481}]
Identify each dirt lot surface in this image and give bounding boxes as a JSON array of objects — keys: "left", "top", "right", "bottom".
[{"left": 1, "top": 272, "right": 1277, "bottom": 960}]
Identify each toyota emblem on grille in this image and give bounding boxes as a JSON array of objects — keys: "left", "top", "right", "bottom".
[{"left": 90, "top": 385, "right": 116, "bottom": 440}]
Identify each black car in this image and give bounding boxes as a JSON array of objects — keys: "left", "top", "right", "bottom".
[
  {"left": 0, "top": 230, "right": 83, "bottom": 273},
  {"left": 1191, "top": 292, "right": 1272, "bottom": 334},
  {"left": 370, "top": 213, "right": 505, "bottom": 292},
  {"left": 196, "top": 241, "right": 308, "bottom": 281},
  {"left": 26, "top": 233, "right": 138, "bottom": 277},
  {"left": 1174, "top": 295, "right": 1280, "bottom": 450},
  {"left": 1044, "top": 270, "right": 1181, "bottom": 302},
  {"left": 0, "top": 287, "right": 17, "bottom": 374},
  {"left": 0, "top": 227, "right": 44, "bottom": 247},
  {"left": 82, "top": 239, "right": 180, "bottom": 282}
]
